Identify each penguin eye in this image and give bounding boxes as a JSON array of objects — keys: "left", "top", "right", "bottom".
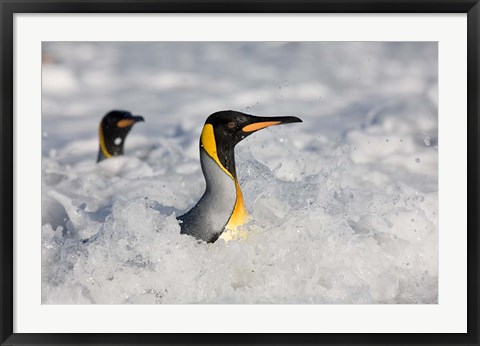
[{"left": 227, "top": 121, "right": 236, "bottom": 129}]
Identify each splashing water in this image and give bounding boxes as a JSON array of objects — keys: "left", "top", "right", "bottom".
[{"left": 41, "top": 42, "right": 438, "bottom": 304}]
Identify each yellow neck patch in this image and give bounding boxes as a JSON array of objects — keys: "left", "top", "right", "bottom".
[
  {"left": 99, "top": 124, "right": 112, "bottom": 159},
  {"left": 225, "top": 180, "right": 249, "bottom": 229},
  {"left": 220, "top": 181, "right": 250, "bottom": 242},
  {"left": 200, "top": 124, "right": 249, "bottom": 235}
]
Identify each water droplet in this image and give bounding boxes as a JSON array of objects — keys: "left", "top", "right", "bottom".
[
  {"left": 246, "top": 107, "right": 251, "bottom": 111},
  {"left": 278, "top": 86, "right": 282, "bottom": 90},
  {"left": 424, "top": 136, "right": 431, "bottom": 146},
  {"left": 42, "top": 131, "right": 48, "bottom": 138},
  {"left": 415, "top": 158, "right": 421, "bottom": 163},
  {"left": 114, "top": 137, "right": 122, "bottom": 145},
  {"left": 284, "top": 80, "right": 289, "bottom": 86},
  {"left": 49, "top": 149, "right": 57, "bottom": 158},
  {"left": 385, "top": 138, "right": 389, "bottom": 142}
]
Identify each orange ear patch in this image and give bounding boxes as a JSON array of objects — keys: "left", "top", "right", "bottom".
[
  {"left": 242, "top": 121, "right": 281, "bottom": 132},
  {"left": 201, "top": 124, "right": 234, "bottom": 179},
  {"left": 117, "top": 119, "right": 135, "bottom": 128},
  {"left": 99, "top": 124, "right": 111, "bottom": 158}
]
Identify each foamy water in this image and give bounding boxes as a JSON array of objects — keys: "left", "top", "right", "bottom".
[{"left": 42, "top": 42, "right": 438, "bottom": 304}]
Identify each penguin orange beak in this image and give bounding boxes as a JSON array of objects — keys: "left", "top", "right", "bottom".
[
  {"left": 242, "top": 116, "right": 302, "bottom": 133},
  {"left": 117, "top": 115, "right": 144, "bottom": 128}
]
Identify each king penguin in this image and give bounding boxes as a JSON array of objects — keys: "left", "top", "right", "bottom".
[
  {"left": 178, "top": 110, "right": 302, "bottom": 243},
  {"left": 97, "top": 110, "right": 144, "bottom": 162}
]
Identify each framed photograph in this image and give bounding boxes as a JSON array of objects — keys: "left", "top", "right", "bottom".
[{"left": 1, "top": 1, "right": 479, "bottom": 345}]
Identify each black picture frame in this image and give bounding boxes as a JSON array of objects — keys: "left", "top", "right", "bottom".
[{"left": 1, "top": 1, "right": 479, "bottom": 345}]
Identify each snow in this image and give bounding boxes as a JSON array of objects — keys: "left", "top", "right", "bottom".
[{"left": 41, "top": 42, "right": 438, "bottom": 304}]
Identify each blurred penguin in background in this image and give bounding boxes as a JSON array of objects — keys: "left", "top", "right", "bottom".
[{"left": 97, "top": 110, "right": 144, "bottom": 162}]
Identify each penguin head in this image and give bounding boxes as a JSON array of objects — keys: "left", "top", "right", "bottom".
[
  {"left": 204, "top": 110, "right": 302, "bottom": 149},
  {"left": 200, "top": 110, "right": 302, "bottom": 177},
  {"left": 98, "top": 110, "right": 144, "bottom": 161}
]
